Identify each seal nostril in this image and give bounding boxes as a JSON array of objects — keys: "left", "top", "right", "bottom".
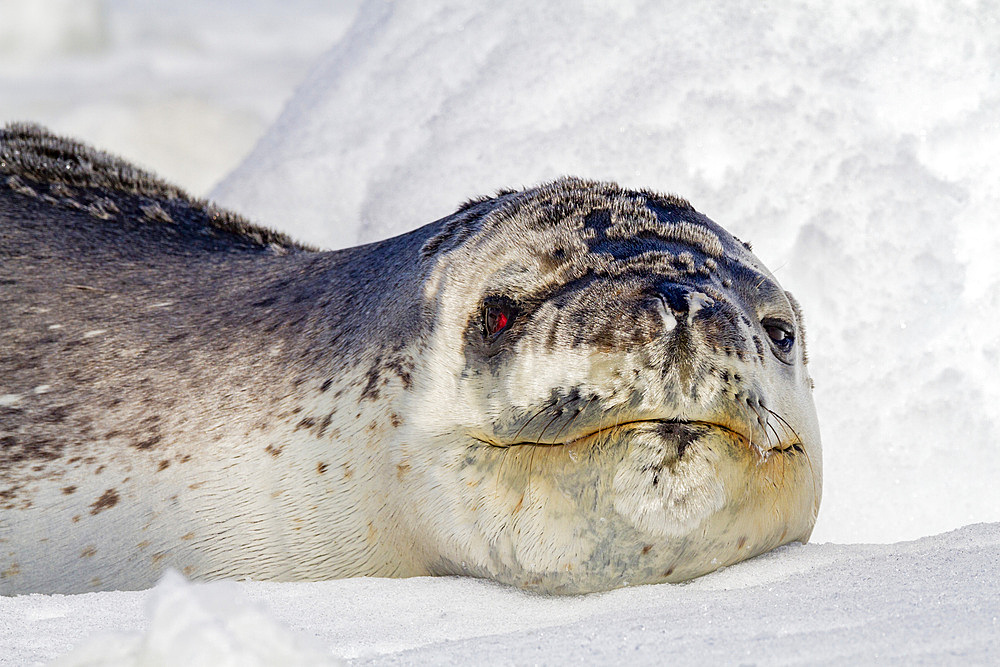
[{"left": 658, "top": 284, "right": 691, "bottom": 315}]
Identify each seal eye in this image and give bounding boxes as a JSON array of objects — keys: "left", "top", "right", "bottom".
[
  {"left": 483, "top": 303, "right": 513, "bottom": 337},
  {"left": 762, "top": 319, "right": 795, "bottom": 356}
]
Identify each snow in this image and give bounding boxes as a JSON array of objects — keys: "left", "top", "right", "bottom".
[
  {"left": 0, "top": 0, "right": 362, "bottom": 194},
  {"left": 2, "top": 0, "right": 999, "bottom": 664},
  {"left": 5, "top": 524, "right": 998, "bottom": 665}
]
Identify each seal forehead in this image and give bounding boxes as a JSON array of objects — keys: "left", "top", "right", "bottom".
[
  {"left": 481, "top": 177, "right": 727, "bottom": 262},
  {"left": 422, "top": 177, "right": 777, "bottom": 316}
]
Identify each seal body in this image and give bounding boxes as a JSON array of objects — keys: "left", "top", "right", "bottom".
[{"left": 0, "top": 124, "right": 821, "bottom": 594}]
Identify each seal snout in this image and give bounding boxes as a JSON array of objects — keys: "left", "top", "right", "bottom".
[{"left": 655, "top": 283, "right": 716, "bottom": 324}]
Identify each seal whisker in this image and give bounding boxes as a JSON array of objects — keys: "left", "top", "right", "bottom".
[
  {"left": 512, "top": 398, "right": 558, "bottom": 444},
  {"left": 765, "top": 419, "right": 783, "bottom": 451},
  {"left": 767, "top": 407, "right": 804, "bottom": 447},
  {"left": 550, "top": 402, "right": 584, "bottom": 445},
  {"left": 534, "top": 409, "right": 565, "bottom": 444}
]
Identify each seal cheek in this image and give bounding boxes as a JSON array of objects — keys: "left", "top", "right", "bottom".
[{"left": 611, "top": 427, "right": 725, "bottom": 537}]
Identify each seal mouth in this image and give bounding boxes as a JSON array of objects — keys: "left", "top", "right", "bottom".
[{"left": 477, "top": 419, "right": 804, "bottom": 454}]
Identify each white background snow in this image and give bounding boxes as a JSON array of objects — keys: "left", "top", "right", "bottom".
[{"left": 1, "top": 0, "right": 998, "bottom": 664}]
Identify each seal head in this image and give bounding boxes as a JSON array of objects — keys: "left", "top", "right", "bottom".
[{"left": 397, "top": 179, "right": 821, "bottom": 591}]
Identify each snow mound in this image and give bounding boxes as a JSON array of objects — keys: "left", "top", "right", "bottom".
[
  {"left": 213, "top": 0, "right": 1000, "bottom": 544},
  {"left": 50, "top": 571, "right": 338, "bottom": 667}
]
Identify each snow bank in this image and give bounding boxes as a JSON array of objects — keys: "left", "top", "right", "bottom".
[
  {"left": 5, "top": 523, "right": 998, "bottom": 665},
  {"left": 213, "top": 0, "right": 1000, "bottom": 544},
  {"left": 0, "top": 0, "right": 361, "bottom": 194}
]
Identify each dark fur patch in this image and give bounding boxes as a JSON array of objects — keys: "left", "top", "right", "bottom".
[{"left": 89, "top": 489, "right": 119, "bottom": 515}]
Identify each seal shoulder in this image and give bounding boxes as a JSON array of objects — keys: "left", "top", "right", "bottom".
[{"left": 0, "top": 122, "right": 312, "bottom": 254}]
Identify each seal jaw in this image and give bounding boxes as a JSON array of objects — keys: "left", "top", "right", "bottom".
[{"left": 410, "top": 417, "right": 818, "bottom": 594}]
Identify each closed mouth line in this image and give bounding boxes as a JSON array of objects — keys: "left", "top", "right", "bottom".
[{"left": 477, "top": 419, "right": 802, "bottom": 452}]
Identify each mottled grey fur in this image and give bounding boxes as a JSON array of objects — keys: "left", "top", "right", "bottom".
[{"left": 1, "top": 123, "right": 424, "bottom": 497}]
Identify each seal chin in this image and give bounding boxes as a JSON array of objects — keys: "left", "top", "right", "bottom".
[{"left": 474, "top": 417, "right": 808, "bottom": 540}]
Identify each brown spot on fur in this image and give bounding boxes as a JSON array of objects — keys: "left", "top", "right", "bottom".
[
  {"left": 2, "top": 562, "right": 21, "bottom": 578},
  {"left": 396, "top": 462, "right": 411, "bottom": 480},
  {"left": 94, "top": 465, "right": 105, "bottom": 475},
  {"left": 360, "top": 363, "right": 381, "bottom": 401},
  {"left": 183, "top": 566, "right": 194, "bottom": 577},
  {"left": 134, "top": 434, "right": 162, "bottom": 450},
  {"left": 367, "top": 420, "right": 378, "bottom": 432},
  {"left": 89, "top": 488, "right": 119, "bottom": 514},
  {"left": 265, "top": 444, "right": 283, "bottom": 457},
  {"left": 157, "top": 460, "right": 170, "bottom": 472},
  {"left": 342, "top": 463, "right": 353, "bottom": 479},
  {"left": 152, "top": 552, "right": 167, "bottom": 566},
  {"left": 390, "top": 413, "right": 402, "bottom": 428},
  {"left": 316, "top": 462, "right": 328, "bottom": 474},
  {"left": 180, "top": 455, "right": 191, "bottom": 463},
  {"left": 296, "top": 417, "right": 316, "bottom": 430},
  {"left": 317, "top": 413, "right": 333, "bottom": 436},
  {"left": 320, "top": 378, "right": 333, "bottom": 392},
  {"left": 181, "top": 532, "right": 195, "bottom": 541},
  {"left": 90, "top": 577, "right": 102, "bottom": 588},
  {"left": 642, "top": 544, "right": 653, "bottom": 555},
  {"left": 62, "top": 486, "right": 77, "bottom": 495},
  {"left": 72, "top": 515, "right": 80, "bottom": 523},
  {"left": 737, "top": 536, "right": 747, "bottom": 549},
  {"left": 664, "top": 567, "right": 674, "bottom": 577},
  {"left": 137, "top": 541, "right": 150, "bottom": 550},
  {"left": 80, "top": 545, "right": 97, "bottom": 558}
]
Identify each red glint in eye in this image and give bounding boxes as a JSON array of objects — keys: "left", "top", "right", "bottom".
[
  {"left": 493, "top": 310, "right": 508, "bottom": 333},
  {"left": 485, "top": 305, "right": 510, "bottom": 336}
]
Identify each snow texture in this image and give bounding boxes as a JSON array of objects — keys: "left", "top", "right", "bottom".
[
  {"left": 2, "top": 0, "right": 999, "bottom": 664},
  {"left": 0, "top": 0, "right": 362, "bottom": 194},
  {"left": 3, "top": 524, "right": 998, "bottom": 665}
]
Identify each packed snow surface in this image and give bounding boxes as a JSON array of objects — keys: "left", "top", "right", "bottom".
[
  {"left": 3, "top": 524, "right": 998, "bottom": 665},
  {"left": 2, "top": 0, "right": 999, "bottom": 664}
]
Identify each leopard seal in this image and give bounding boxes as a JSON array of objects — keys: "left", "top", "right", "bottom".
[{"left": 0, "top": 123, "right": 821, "bottom": 595}]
